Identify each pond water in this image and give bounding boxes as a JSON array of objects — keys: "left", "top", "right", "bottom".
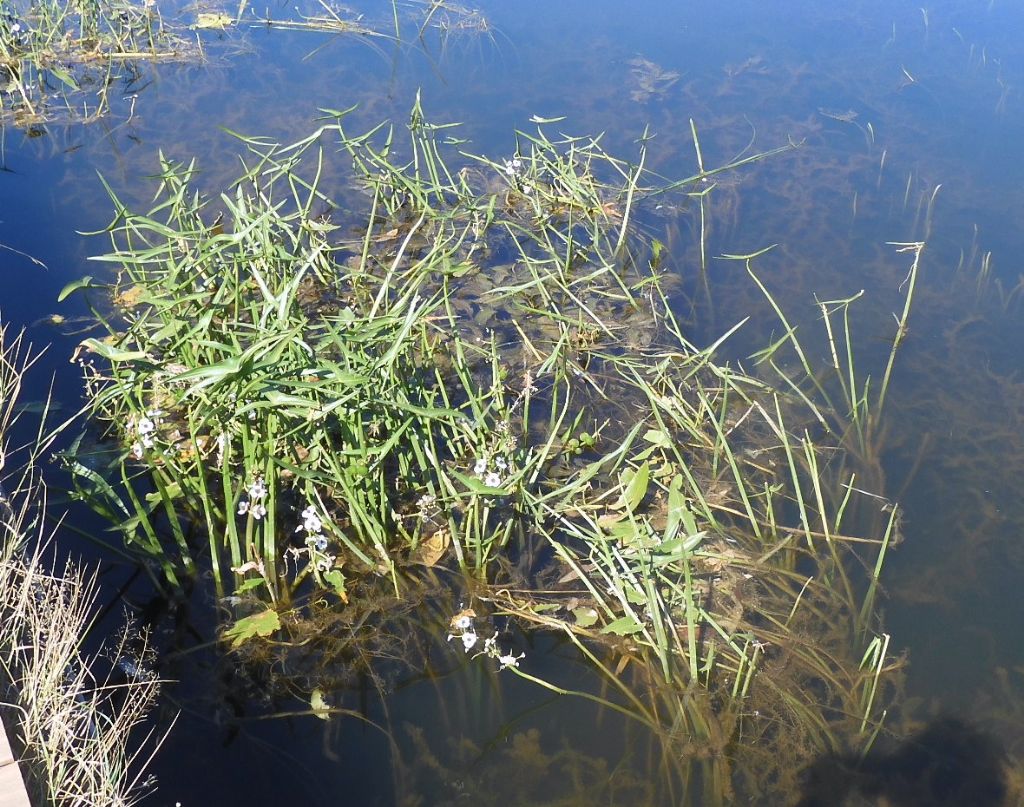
[{"left": 4, "top": 0, "right": 1024, "bottom": 804}]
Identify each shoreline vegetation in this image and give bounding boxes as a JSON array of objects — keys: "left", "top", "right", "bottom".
[
  {"left": 0, "top": 322, "right": 167, "bottom": 806},
  {"left": 0, "top": 0, "right": 498, "bottom": 129},
  {"left": 0, "top": 0, "right": 199, "bottom": 126},
  {"left": 58, "top": 101, "right": 909, "bottom": 801}
]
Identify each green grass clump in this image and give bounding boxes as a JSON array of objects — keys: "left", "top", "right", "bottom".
[
  {"left": 62, "top": 102, "right": 907, "bottom": 802},
  {"left": 60, "top": 100, "right": 701, "bottom": 600}
]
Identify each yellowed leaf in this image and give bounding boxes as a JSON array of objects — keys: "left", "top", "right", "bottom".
[
  {"left": 311, "top": 688, "right": 330, "bottom": 720},
  {"left": 410, "top": 527, "right": 450, "bottom": 567},
  {"left": 194, "top": 12, "right": 235, "bottom": 29},
  {"left": 449, "top": 608, "right": 476, "bottom": 632}
]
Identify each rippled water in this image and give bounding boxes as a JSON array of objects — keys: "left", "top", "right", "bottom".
[{"left": 4, "top": 0, "right": 1024, "bottom": 803}]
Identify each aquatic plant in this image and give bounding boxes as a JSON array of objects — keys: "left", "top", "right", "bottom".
[
  {"left": 59, "top": 98, "right": 693, "bottom": 597},
  {"left": 215, "top": 0, "right": 386, "bottom": 38},
  {"left": 61, "top": 101, "right": 903, "bottom": 801},
  {"left": 0, "top": 0, "right": 198, "bottom": 125}
]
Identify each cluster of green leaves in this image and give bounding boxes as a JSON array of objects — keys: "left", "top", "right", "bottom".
[
  {"left": 60, "top": 98, "right": 726, "bottom": 601},
  {"left": 61, "top": 102, "right": 905, "bottom": 800},
  {"left": 64, "top": 149, "right": 528, "bottom": 603}
]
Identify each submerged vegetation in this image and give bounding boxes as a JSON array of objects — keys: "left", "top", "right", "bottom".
[
  {"left": 3, "top": 0, "right": 1023, "bottom": 800},
  {"left": 0, "top": 0, "right": 497, "bottom": 130},
  {"left": 55, "top": 96, "right": 914, "bottom": 801},
  {"left": 0, "top": 0, "right": 199, "bottom": 125},
  {"left": 0, "top": 322, "right": 165, "bottom": 806}
]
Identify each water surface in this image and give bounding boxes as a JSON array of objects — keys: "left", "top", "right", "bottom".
[{"left": 4, "top": 0, "right": 1024, "bottom": 803}]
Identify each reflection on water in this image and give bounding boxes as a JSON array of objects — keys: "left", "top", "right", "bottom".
[{"left": 6, "top": 0, "right": 1024, "bottom": 803}]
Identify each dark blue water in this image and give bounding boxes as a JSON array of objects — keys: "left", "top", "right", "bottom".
[{"left": 5, "top": 0, "right": 1024, "bottom": 803}]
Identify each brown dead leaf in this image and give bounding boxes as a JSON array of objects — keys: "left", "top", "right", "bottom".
[{"left": 410, "top": 527, "right": 450, "bottom": 567}]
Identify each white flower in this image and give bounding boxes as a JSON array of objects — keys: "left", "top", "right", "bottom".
[
  {"left": 250, "top": 503, "right": 267, "bottom": 520},
  {"left": 237, "top": 499, "right": 250, "bottom": 515},
  {"left": 11, "top": 23, "right": 21, "bottom": 33},
  {"left": 498, "top": 651, "right": 525, "bottom": 669},
  {"left": 461, "top": 631, "right": 478, "bottom": 652},
  {"left": 131, "top": 442, "right": 144, "bottom": 460},
  {"left": 473, "top": 457, "right": 487, "bottom": 476},
  {"left": 248, "top": 478, "right": 268, "bottom": 500},
  {"left": 141, "top": 433, "right": 155, "bottom": 448},
  {"left": 494, "top": 456, "right": 507, "bottom": 470},
  {"left": 137, "top": 417, "right": 155, "bottom": 435},
  {"left": 484, "top": 472, "right": 502, "bottom": 488},
  {"left": 313, "top": 536, "right": 328, "bottom": 552},
  {"left": 297, "top": 505, "right": 323, "bottom": 534},
  {"left": 454, "top": 615, "right": 473, "bottom": 631}
]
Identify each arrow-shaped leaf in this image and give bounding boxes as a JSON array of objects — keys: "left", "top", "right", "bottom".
[
  {"left": 223, "top": 608, "right": 280, "bottom": 648},
  {"left": 601, "top": 615, "right": 645, "bottom": 636}
]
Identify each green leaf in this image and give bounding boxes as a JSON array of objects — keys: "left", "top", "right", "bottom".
[
  {"left": 145, "top": 481, "right": 182, "bottom": 504},
  {"left": 624, "top": 585, "right": 648, "bottom": 606},
  {"left": 175, "top": 356, "right": 244, "bottom": 387},
  {"left": 451, "top": 469, "right": 507, "bottom": 496},
  {"left": 262, "top": 391, "right": 320, "bottom": 412},
  {"left": 65, "top": 458, "right": 131, "bottom": 520},
  {"left": 235, "top": 577, "right": 266, "bottom": 594},
  {"left": 81, "top": 338, "right": 150, "bottom": 363},
  {"left": 604, "top": 518, "right": 645, "bottom": 544},
  {"left": 652, "top": 531, "right": 706, "bottom": 564},
  {"left": 572, "top": 606, "right": 599, "bottom": 627},
  {"left": 668, "top": 531, "right": 707, "bottom": 554},
  {"left": 642, "top": 429, "right": 672, "bottom": 449},
  {"left": 194, "top": 11, "right": 235, "bottom": 28},
  {"left": 665, "top": 475, "right": 698, "bottom": 540},
  {"left": 223, "top": 608, "right": 280, "bottom": 648},
  {"left": 324, "top": 569, "right": 347, "bottom": 599},
  {"left": 620, "top": 461, "right": 650, "bottom": 513},
  {"left": 49, "top": 64, "right": 79, "bottom": 91},
  {"left": 58, "top": 275, "right": 99, "bottom": 302},
  {"left": 601, "top": 615, "right": 645, "bottom": 636}
]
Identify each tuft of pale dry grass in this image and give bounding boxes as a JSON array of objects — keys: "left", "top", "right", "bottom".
[{"left": 0, "top": 318, "right": 170, "bottom": 807}]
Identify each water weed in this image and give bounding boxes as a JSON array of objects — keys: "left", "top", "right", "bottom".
[
  {"left": 0, "top": 0, "right": 198, "bottom": 125},
  {"left": 62, "top": 103, "right": 904, "bottom": 801}
]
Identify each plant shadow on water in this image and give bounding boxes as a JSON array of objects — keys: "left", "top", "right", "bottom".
[{"left": 794, "top": 716, "right": 1007, "bottom": 807}]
